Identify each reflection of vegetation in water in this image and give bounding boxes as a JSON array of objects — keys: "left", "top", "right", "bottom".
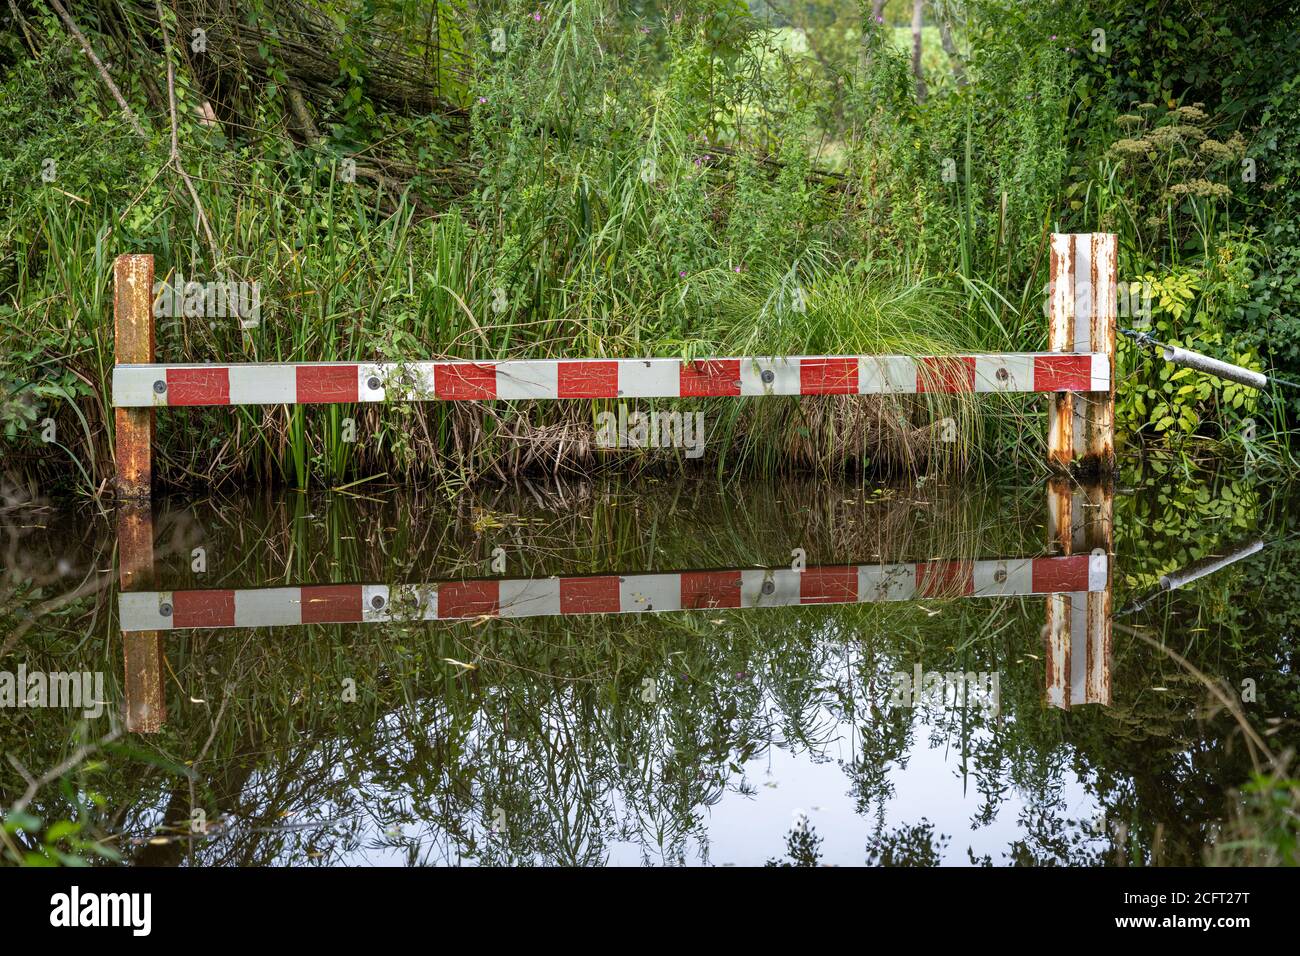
[
  {"left": 766, "top": 823, "right": 824, "bottom": 868},
  {"left": 866, "top": 818, "right": 948, "bottom": 867},
  {"left": 1, "top": 475, "right": 1297, "bottom": 865}
]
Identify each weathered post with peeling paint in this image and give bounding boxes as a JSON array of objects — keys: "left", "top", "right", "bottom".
[
  {"left": 1045, "top": 479, "right": 1113, "bottom": 709},
  {"left": 114, "top": 254, "right": 155, "bottom": 499},
  {"left": 117, "top": 503, "right": 164, "bottom": 732},
  {"left": 113, "top": 253, "right": 163, "bottom": 732},
  {"left": 1047, "top": 233, "right": 1117, "bottom": 474}
]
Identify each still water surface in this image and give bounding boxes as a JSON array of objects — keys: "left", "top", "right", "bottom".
[{"left": 2, "top": 470, "right": 1295, "bottom": 865}]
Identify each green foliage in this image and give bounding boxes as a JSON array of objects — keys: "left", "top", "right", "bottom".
[
  {"left": 1115, "top": 271, "right": 1263, "bottom": 446},
  {"left": 4, "top": 0, "right": 1300, "bottom": 491},
  {"left": 1072, "top": 0, "right": 1300, "bottom": 448}
]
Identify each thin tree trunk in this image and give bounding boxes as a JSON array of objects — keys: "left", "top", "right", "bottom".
[
  {"left": 911, "top": 0, "right": 927, "bottom": 103},
  {"left": 939, "top": 16, "right": 966, "bottom": 86},
  {"left": 864, "top": 0, "right": 887, "bottom": 71}
]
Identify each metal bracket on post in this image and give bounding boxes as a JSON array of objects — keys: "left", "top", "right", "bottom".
[{"left": 1048, "top": 233, "right": 1117, "bottom": 474}]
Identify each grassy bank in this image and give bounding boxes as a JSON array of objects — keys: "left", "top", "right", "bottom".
[{"left": 2, "top": 1, "right": 1296, "bottom": 495}]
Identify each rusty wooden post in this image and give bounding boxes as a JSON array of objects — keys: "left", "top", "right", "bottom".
[
  {"left": 1090, "top": 238, "right": 1118, "bottom": 472},
  {"left": 1047, "top": 233, "right": 1117, "bottom": 474},
  {"left": 117, "top": 503, "right": 165, "bottom": 732},
  {"left": 114, "top": 254, "right": 155, "bottom": 499},
  {"left": 1045, "top": 478, "right": 1113, "bottom": 709},
  {"left": 114, "top": 253, "right": 163, "bottom": 731}
]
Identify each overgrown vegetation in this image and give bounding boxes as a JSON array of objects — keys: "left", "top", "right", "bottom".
[{"left": 5, "top": 1, "right": 1296, "bottom": 494}]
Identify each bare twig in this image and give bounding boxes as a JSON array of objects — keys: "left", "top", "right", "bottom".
[
  {"left": 6, "top": 729, "right": 123, "bottom": 819},
  {"left": 153, "top": 0, "right": 222, "bottom": 269},
  {"left": 8, "top": 0, "right": 39, "bottom": 54},
  {"left": 46, "top": 0, "right": 148, "bottom": 138}
]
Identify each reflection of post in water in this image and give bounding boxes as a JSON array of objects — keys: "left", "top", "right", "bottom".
[
  {"left": 1045, "top": 480, "right": 1113, "bottom": 709},
  {"left": 117, "top": 504, "right": 165, "bottom": 733}
]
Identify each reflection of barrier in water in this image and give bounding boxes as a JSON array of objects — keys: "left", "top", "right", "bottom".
[
  {"left": 118, "top": 554, "right": 1109, "bottom": 631},
  {"left": 1045, "top": 479, "right": 1113, "bottom": 709},
  {"left": 113, "top": 481, "right": 1118, "bottom": 732}
]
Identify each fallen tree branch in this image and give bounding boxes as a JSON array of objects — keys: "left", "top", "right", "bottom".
[{"left": 46, "top": 0, "right": 149, "bottom": 138}]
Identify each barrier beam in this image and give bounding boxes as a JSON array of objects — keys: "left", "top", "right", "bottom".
[{"left": 118, "top": 554, "right": 1109, "bottom": 632}]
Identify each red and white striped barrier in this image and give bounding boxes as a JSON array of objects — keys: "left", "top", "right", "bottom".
[
  {"left": 109, "top": 235, "right": 1120, "bottom": 504},
  {"left": 111, "top": 353, "right": 1109, "bottom": 407},
  {"left": 118, "top": 554, "right": 1107, "bottom": 631}
]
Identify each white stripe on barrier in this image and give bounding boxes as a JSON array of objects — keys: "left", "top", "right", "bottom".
[
  {"left": 499, "top": 579, "right": 561, "bottom": 618},
  {"left": 860, "top": 356, "right": 916, "bottom": 394},
  {"left": 739, "top": 358, "right": 800, "bottom": 396},
  {"left": 972, "top": 558, "right": 1033, "bottom": 597},
  {"left": 496, "top": 362, "right": 560, "bottom": 401},
  {"left": 1090, "top": 352, "right": 1110, "bottom": 392},
  {"left": 740, "top": 568, "right": 802, "bottom": 607},
  {"left": 859, "top": 563, "right": 915, "bottom": 602},
  {"left": 229, "top": 366, "right": 295, "bottom": 405},
  {"left": 619, "top": 360, "right": 682, "bottom": 398},
  {"left": 974, "top": 355, "right": 1034, "bottom": 393},
  {"left": 620, "top": 573, "right": 682, "bottom": 613}
]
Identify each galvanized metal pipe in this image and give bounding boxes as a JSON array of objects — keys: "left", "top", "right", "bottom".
[
  {"left": 1158, "top": 538, "right": 1264, "bottom": 592},
  {"left": 1159, "top": 346, "right": 1269, "bottom": 390}
]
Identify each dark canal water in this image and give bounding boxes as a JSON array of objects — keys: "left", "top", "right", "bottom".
[{"left": 2, "top": 467, "right": 1296, "bottom": 865}]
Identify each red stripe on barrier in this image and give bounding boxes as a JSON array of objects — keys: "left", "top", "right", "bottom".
[
  {"left": 918, "top": 357, "right": 976, "bottom": 393},
  {"left": 916, "top": 560, "right": 975, "bottom": 597},
  {"left": 172, "top": 589, "right": 235, "bottom": 627},
  {"left": 559, "top": 575, "right": 621, "bottom": 614},
  {"left": 681, "top": 570, "right": 741, "bottom": 609},
  {"left": 800, "top": 565, "right": 858, "bottom": 604},
  {"left": 1031, "top": 554, "right": 1091, "bottom": 593},
  {"left": 297, "top": 366, "right": 358, "bottom": 404},
  {"left": 438, "top": 580, "right": 500, "bottom": 618},
  {"left": 680, "top": 360, "right": 740, "bottom": 397},
  {"left": 435, "top": 363, "right": 497, "bottom": 400},
  {"left": 558, "top": 361, "right": 618, "bottom": 398},
  {"left": 166, "top": 367, "right": 231, "bottom": 406},
  {"left": 800, "top": 358, "right": 858, "bottom": 395},
  {"left": 300, "top": 584, "right": 363, "bottom": 623},
  {"left": 1034, "top": 354, "right": 1092, "bottom": 392}
]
